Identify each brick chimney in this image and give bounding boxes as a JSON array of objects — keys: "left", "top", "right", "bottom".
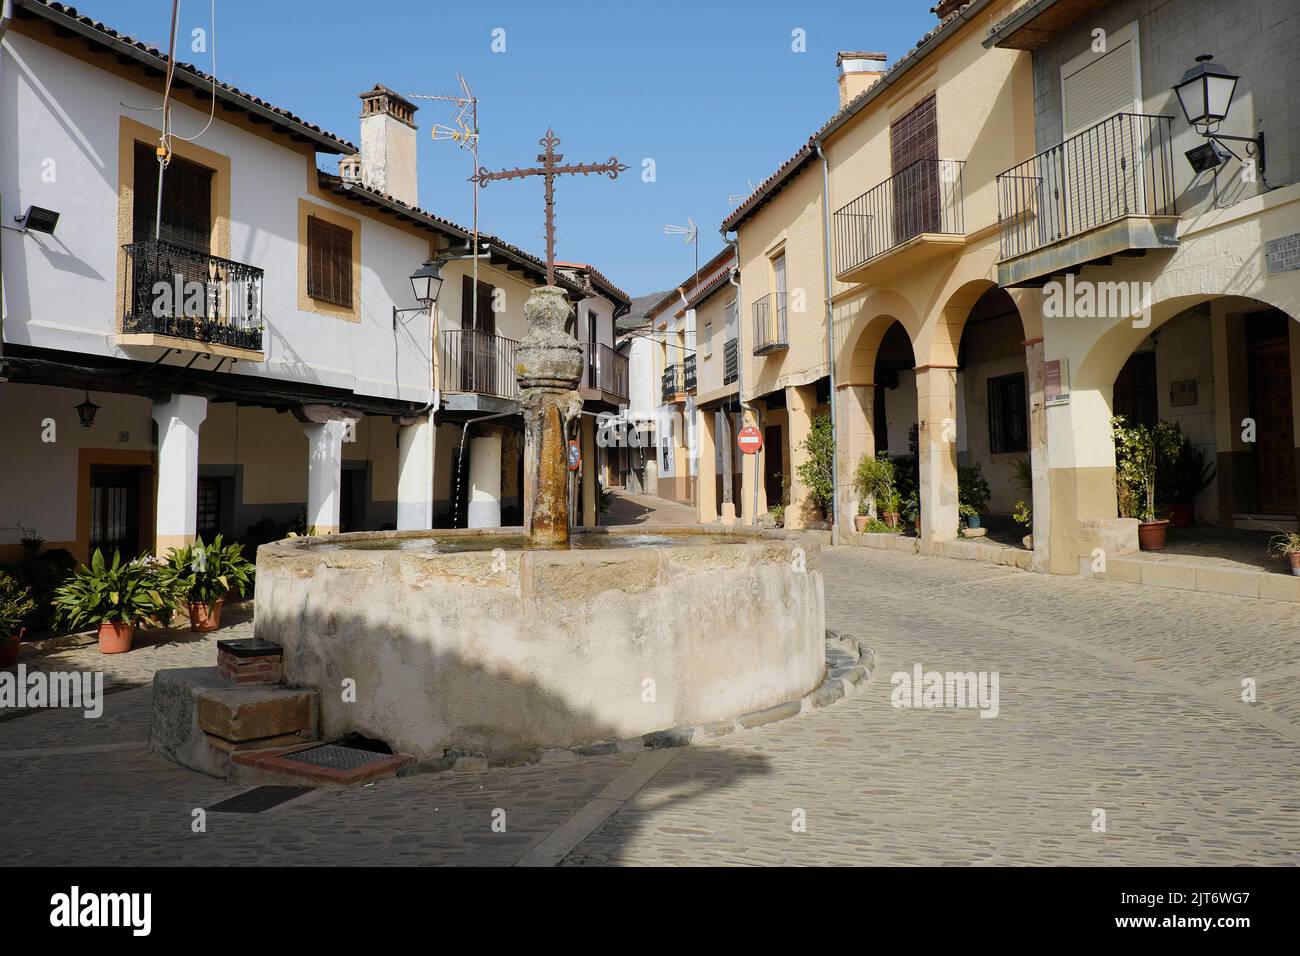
[
  {"left": 353, "top": 84, "right": 419, "bottom": 206},
  {"left": 836, "top": 52, "right": 887, "bottom": 108}
]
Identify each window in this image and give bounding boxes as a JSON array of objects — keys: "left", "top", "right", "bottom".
[
  {"left": 703, "top": 321, "right": 713, "bottom": 358},
  {"left": 132, "top": 142, "right": 213, "bottom": 251},
  {"left": 197, "top": 478, "right": 221, "bottom": 537},
  {"left": 307, "top": 216, "right": 353, "bottom": 307},
  {"left": 987, "top": 372, "right": 1028, "bottom": 454}
]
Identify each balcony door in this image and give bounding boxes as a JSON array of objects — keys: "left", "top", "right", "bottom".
[
  {"left": 460, "top": 276, "right": 497, "bottom": 394},
  {"left": 1056, "top": 21, "right": 1143, "bottom": 242},
  {"left": 890, "top": 93, "right": 939, "bottom": 244}
]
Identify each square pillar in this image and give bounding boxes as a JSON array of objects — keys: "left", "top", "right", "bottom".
[
  {"left": 916, "top": 366, "right": 959, "bottom": 542},
  {"left": 302, "top": 418, "right": 349, "bottom": 535},
  {"left": 836, "top": 384, "right": 875, "bottom": 522},
  {"left": 468, "top": 430, "right": 504, "bottom": 529},
  {"left": 152, "top": 394, "right": 208, "bottom": 554},
  {"left": 697, "top": 406, "right": 719, "bottom": 524},
  {"left": 785, "top": 384, "right": 817, "bottom": 529},
  {"left": 396, "top": 415, "right": 435, "bottom": 530},
  {"left": 1025, "top": 341, "right": 1051, "bottom": 571}
]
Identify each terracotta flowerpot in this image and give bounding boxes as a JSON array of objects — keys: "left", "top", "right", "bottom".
[
  {"left": 1168, "top": 501, "right": 1192, "bottom": 528},
  {"left": 853, "top": 515, "right": 869, "bottom": 533},
  {"left": 188, "top": 599, "right": 224, "bottom": 632},
  {"left": 0, "top": 628, "right": 24, "bottom": 667},
  {"left": 98, "top": 620, "right": 135, "bottom": 654},
  {"left": 883, "top": 512, "right": 900, "bottom": 529},
  {"left": 1288, "top": 552, "right": 1300, "bottom": 577},
  {"left": 1137, "top": 519, "right": 1170, "bottom": 551}
]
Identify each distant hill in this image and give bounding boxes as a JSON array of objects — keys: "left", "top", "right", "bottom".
[{"left": 619, "top": 289, "right": 673, "bottom": 331}]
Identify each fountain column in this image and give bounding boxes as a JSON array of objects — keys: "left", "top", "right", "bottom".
[{"left": 516, "top": 286, "right": 583, "bottom": 547}]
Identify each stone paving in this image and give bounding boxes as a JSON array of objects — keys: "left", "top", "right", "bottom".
[{"left": 2, "top": 538, "right": 1299, "bottom": 866}]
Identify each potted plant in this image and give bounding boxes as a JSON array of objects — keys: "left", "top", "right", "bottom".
[
  {"left": 0, "top": 572, "right": 36, "bottom": 668},
  {"left": 158, "top": 535, "right": 255, "bottom": 632},
  {"left": 1160, "top": 428, "right": 1215, "bottom": 528},
  {"left": 901, "top": 494, "right": 920, "bottom": 534},
  {"left": 883, "top": 491, "right": 902, "bottom": 529},
  {"left": 1269, "top": 532, "right": 1300, "bottom": 576},
  {"left": 51, "top": 550, "right": 174, "bottom": 654},
  {"left": 1112, "top": 417, "right": 1181, "bottom": 550},
  {"left": 1013, "top": 500, "right": 1033, "bottom": 550},
  {"left": 957, "top": 464, "right": 991, "bottom": 530},
  {"left": 795, "top": 414, "right": 835, "bottom": 524},
  {"left": 854, "top": 500, "right": 870, "bottom": 533},
  {"left": 852, "top": 453, "right": 896, "bottom": 527}
]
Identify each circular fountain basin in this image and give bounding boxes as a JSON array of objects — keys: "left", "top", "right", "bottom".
[{"left": 253, "top": 526, "right": 825, "bottom": 759}]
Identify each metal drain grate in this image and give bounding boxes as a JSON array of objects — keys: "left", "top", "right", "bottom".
[
  {"left": 207, "top": 785, "right": 314, "bottom": 814},
  {"left": 281, "top": 744, "right": 394, "bottom": 771}
]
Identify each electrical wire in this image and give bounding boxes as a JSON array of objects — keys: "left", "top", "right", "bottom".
[{"left": 172, "top": 0, "right": 219, "bottom": 143}]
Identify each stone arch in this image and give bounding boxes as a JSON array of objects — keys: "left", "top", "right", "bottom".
[{"left": 835, "top": 288, "right": 921, "bottom": 384}]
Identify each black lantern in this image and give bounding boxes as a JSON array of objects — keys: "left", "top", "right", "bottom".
[
  {"left": 1173, "top": 55, "right": 1238, "bottom": 131},
  {"left": 1172, "top": 54, "right": 1264, "bottom": 176},
  {"left": 409, "top": 260, "right": 444, "bottom": 307},
  {"left": 75, "top": 391, "right": 100, "bottom": 427}
]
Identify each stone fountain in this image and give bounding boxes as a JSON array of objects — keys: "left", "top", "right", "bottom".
[{"left": 247, "top": 287, "right": 828, "bottom": 760}]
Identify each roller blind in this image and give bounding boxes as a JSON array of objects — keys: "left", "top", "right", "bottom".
[{"left": 1062, "top": 35, "right": 1136, "bottom": 137}]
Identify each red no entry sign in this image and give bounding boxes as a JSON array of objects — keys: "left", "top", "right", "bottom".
[
  {"left": 567, "top": 439, "right": 581, "bottom": 471},
  {"left": 737, "top": 425, "right": 763, "bottom": 455}
]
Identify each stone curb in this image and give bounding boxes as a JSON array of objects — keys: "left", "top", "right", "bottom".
[{"left": 397, "top": 629, "right": 875, "bottom": 778}]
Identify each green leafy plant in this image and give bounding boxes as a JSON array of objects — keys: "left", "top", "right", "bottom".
[
  {"left": 957, "top": 463, "right": 991, "bottom": 514},
  {"left": 0, "top": 539, "right": 77, "bottom": 633},
  {"left": 1159, "top": 426, "right": 1216, "bottom": 506},
  {"left": 1112, "top": 416, "right": 1181, "bottom": 522},
  {"left": 795, "top": 413, "right": 836, "bottom": 519},
  {"left": 157, "top": 535, "right": 255, "bottom": 611},
  {"left": 51, "top": 550, "right": 174, "bottom": 630},
  {"left": 860, "top": 518, "right": 901, "bottom": 534},
  {"left": 1013, "top": 500, "right": 1032, "bottom": 529},
  {"left": 0, "top": 572, "right": 36, "bottom": 639},
  {"left": 598, "top": 485, "right": 614, "bottom": 515},
  {"left": 1011, "top": 456, "right": 1033, "bottom": 497},
  {"left": 768, "top": 503, "right": 786, "bottom": 528},
  {"left": 853, "top": 453, "right": 896, "bottom": 518}
]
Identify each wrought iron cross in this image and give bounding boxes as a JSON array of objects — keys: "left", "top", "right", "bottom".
[{"left": 470, "top": 129, "right": 627, "bottom": 286}]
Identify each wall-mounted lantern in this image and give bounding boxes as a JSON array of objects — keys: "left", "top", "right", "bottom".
[{"left": 1173, "top": 54, "right": 1265, "bottom": 174}]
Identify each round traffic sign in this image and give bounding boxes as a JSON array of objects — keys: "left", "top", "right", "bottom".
[
  {"left": 737, "top": 425, "right": 763, "bottom": 455},
  {"left": 567, "top": 439, "right": 581, "bottom": 471}
]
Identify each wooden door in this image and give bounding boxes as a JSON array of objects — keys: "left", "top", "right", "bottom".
[
  {"left": 1249, "top": 337, "right": 1297, "bottom": 514},
  {"left": 764, "top": 425, "right": 784, "bottom": 509}
]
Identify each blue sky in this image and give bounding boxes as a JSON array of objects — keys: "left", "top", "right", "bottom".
[{"left": 72, "top": 0, "right": 939, "bottom": 297}]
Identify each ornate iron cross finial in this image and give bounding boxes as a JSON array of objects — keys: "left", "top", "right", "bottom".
[{"left": 471, "top": 128, "right": 628, "bottom": 286}]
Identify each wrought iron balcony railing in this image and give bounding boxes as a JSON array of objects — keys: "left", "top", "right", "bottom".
[
  {"left": 121, "top": 239, "right": 264, "bottom": 351},
  {"left": 581, "top": 342, "right": 629, "bottom": 401},
  {"left": 439, "top": 328, "right": 519, "bottom": 400},
  {"left": 661, "top": 363, "right": 686, "bottom": 403},
  {"left": 684, "top": 353, "right": 697, "bottom": 392},
  {"left": 834, "top": 159, "right": 965, "bottom": 276},
  {"left": 723, "top": 338, "right": 739, "bottom": 385},
  {"left": 753, "top": 292, "right": 788, "bottom": 355},
  {"left": 995, "top": 113, "right": 1177, "bottom": 261}
]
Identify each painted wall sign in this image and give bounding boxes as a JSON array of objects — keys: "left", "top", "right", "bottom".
[{"left": 1044, "top": 358, "right": 1071, "bottom": 406}]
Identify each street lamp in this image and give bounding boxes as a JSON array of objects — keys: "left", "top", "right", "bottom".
[
  {"left": 1173, "top": 54, "right": 1264, "bottom": 174},
  {"left": 409, "top": 260, "right": 445, "bottom": 307},
  {"left": 75, "top": 390, "right": 100, "bottom": 428}
]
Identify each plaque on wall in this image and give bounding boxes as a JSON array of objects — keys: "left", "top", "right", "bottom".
[
  {"left": 1045, "top": 358, "right": 1070, "bottom": 406},
  {"left": 1170, "top": 379, "right": 1198, "bottom": 407}
]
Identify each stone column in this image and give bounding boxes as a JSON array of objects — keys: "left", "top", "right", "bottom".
[
  {"left": 580, "top": 414, "right": 598, "bottom": 527},
  {"left": 467, "top": 431, "right": 503, "bottom": 529},
  {"left": 916, "top": 365, "right": 959, "bottom": 542},
  {"left": 836, "top": 384, "right": 875, "bottom": 521},
  {"left": 396, "top": 415, "right": 434, "bottom": 531},
  {"left": 1025, "top": 341, "right": 1051, "bottom": 571},
  {"left": 719, "top": 408, "right": 736, "bottom": 523},
  {"left": 696, "top": 405, "right": 719, "bottom": 523},
  {"left": 517, "top": 286, "right": 583, "bottom": 548},
  {"left": 739, "top": 402, "right": 767, "bottom": 525},
  {"left": 785, "top": 384, "right": 817, "bottom": 529},
  {"left": 152, "top": 394, "right": 208, "bottom": 553},
  {"left": 298, "top": 405, "right": 358, "bottom": 535}
]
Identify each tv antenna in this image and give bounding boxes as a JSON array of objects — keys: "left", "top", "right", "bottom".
[
  {"left": 664, "top": 218, "right": 700, "bottom": 297},
  {"left": 727, "top": 181, "right": 758, "bottom": 205}
]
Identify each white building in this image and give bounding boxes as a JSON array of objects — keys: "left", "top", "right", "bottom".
[{"left": 0, "top": 0, "right": 627, "bottom": 564}]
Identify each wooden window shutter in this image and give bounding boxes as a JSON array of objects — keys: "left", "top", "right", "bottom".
[{"left": 307, "top": 216, "right": 353, "bottom": 308}]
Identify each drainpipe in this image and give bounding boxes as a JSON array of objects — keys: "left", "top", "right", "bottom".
[
  {"left": 815, "top": 141, "right": 840, "bottom": 546},
  {"left": 0, "top": 0, "right": 15, "bottom": 374}
]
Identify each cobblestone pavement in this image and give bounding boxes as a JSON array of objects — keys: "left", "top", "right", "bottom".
[{"left": 2, "top": 545, "right": 1298, "bottom": 866}]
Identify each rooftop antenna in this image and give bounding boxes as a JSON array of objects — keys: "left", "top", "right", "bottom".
[
  {"left": 409, "top": 76, "right": 488, "bottom": 323},
  {"left": 727, "top": 181, "right": 758, "bottom": 205},
  {"left": 664, "top": 218, "right": 699, "bottom": 352}
]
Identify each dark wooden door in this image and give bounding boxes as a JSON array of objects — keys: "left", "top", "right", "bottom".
[
  {"left": 764, "top": 425, "right": 784, "bottom": 509},
  {"left": 89, "top": 466, "right": 144, "bottom": 559},
  {"left": 890, "top": 93, "right": 939, "bottom": 242},
  {"left": 1249, "top": 337, "right": 1297, "bottom": 514}
]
